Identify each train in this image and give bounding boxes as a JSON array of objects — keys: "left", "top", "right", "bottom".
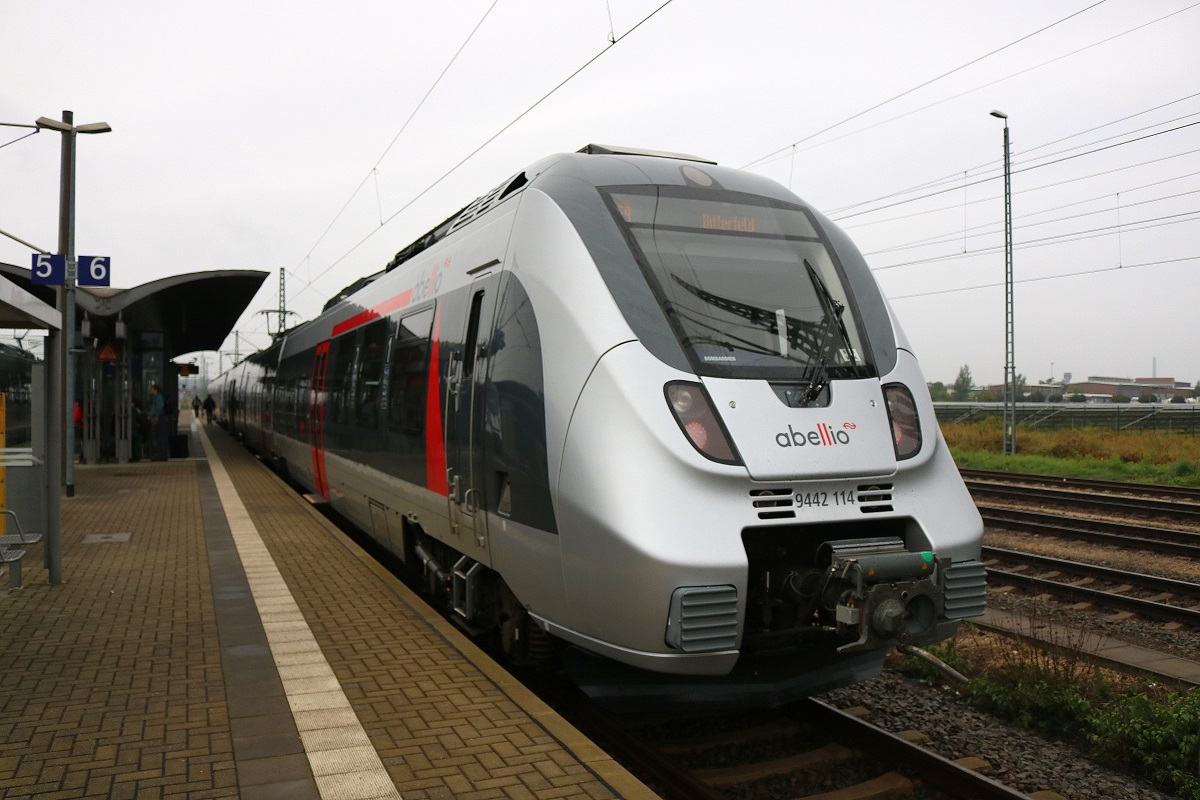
[
  {"left": 211, "top": 145, "right": 986, "bottom": 706},
  {"left": 0, "top": 343, "right": 36, "bottom": 448}
]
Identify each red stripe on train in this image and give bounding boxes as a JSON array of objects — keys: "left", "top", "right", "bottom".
[
  {"left": 424, "top": 309, "right": 448, "bottom": 495},
  {"left": 331, "top": 289, "right": 414, "bottom": 337}
]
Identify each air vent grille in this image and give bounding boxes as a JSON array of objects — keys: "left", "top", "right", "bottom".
[
  {"left": 943, "top": 560, "right": 988, "bottom": 620},
  {"left": 665, "top": 586, "right": 738, "bottom": 653},
  {"left": 857, "top": 483, "right": 894, "bottom": 514},
  {"left": 750, "top": 488, "right": 795, "bottom": 520},
  {"left": 449, "top": 172, "right": 527, "bottom": 233}
]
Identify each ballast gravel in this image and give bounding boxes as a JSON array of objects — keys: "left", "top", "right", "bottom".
[{"left": 823, "top": 667, "right": 1178, "bottom": 800}]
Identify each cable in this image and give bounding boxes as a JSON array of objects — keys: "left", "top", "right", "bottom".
[
  {"left": 862, "top": 188, "right": 1200, "bottom": 256},
  {"left": 740, "top": 1, "right": 1109, "bottom": 171},
  {"left": 744, "top": 3, "right": 1200, "bottom": 174},
  {"left": 292, "top": 0, "right": 504, "bottom": 281},
  {"left": 224, "top": 2, "right": 677, "bottom": 355},
  {"left": 829, "top": 124, "right": 1200, "bottom": 223},
  {"left": 885, "top": 255, "right": 1200, "bottom": 300},
  {"left": 843, "top": 164, "right": 1200, "bottom": 232},
  {"left": 828, "top": 106, "right": 1200, "bottom": 216},
  {"left": 872, "top": 210, "right": 1200, "bottom": 271},
  {"left": 294, "top": 0, "right": 675, "bottom": 300},
  {"left": 0, "top": 130, "right": 39, "bottom": 150}
]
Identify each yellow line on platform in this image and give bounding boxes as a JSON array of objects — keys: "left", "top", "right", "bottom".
[{"left": 196, "top": 422, "right": 403, "bottom": 800}]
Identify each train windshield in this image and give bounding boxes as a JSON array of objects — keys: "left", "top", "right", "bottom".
[{"left": 604, "top": 186, "right": 873, "bottom": 380}]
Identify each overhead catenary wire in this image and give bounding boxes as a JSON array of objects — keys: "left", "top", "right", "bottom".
[
  {"left": 862, "top": 187, "right": 1200, "bottom": 257},
  {"left": 288, "top": 0, "right": 504, "bottom": 285},
  {"left": 292, "top": 0, "right": 675, "bottom": 301},
  {"left": 828, "top": 101, "right": 1200, "bottom": 216},
  {"left": 828, "top": 121, "right": 1200, "bottom": 224},
  {"left": 219, "top": 1, "right": 677, "bottom": 359},
  {"left": 843, "top": 163, "right": 1200, "bottom": 231},
  {"left": 742, "top": 3, "right": 1200, "bottom": 174},
  {"left": 739, "top": 0, "right": 1111, "bottom": 171},
  {"left": 885, "top": 255, "right": 1200, "bottom": 301},
  {"left": 872, "top": 209, "right": 1200, "bottom": 271}
]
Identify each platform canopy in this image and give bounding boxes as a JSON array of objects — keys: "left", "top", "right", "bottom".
[
  {"left": 0, "top": 263, "right": 267, "bottom": 358},
  {"left": 0, "top": 273, "right": 59, "bottom": 329}
]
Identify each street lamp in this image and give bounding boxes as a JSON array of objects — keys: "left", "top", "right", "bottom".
[
  {"left": 990, "top": 110, "right": 1016, "bottom": 455},
  {"left": 35, "top": 112, "right": 111, "bottom": 516}
]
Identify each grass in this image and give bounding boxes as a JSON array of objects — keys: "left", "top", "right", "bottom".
[{"left": 940, "top": 419, "right": 1200, "bottom": 486}]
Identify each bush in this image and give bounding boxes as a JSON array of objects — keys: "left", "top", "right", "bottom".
[
  {"left": 966, "top": 663, "right": 1107, "bottom": 739},
  {"left": 1087, "top": 689, "right": 1200, "bottom": 800},
  {"left": 1168, "top": 460, "right": 1198, "bottom": 480}
]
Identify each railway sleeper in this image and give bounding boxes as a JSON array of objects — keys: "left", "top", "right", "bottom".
[{"left": 692, "top": 742, "right": 854, "bottom": 786}]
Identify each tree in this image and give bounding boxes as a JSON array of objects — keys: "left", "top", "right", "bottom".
[
  {"left": 1069, "top": 393, "right": 1086, "bottom": 403},
  {"left": 1193, "top": 380, "right": 1200, "bottom": 398},
  {"left": 952, "top": 365, "right": 973, "bottom": 401},
  {"left": 928, "top": 381, "right": 950, "bottom": 401}
]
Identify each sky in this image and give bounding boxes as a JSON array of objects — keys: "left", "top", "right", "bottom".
[{"left": 2, "top": 0, "right": 1198, "bottom": 388}]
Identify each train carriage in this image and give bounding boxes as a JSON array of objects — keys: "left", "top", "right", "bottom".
[{"left": 212, "top": 145, "right": 986, "bottom": 705}]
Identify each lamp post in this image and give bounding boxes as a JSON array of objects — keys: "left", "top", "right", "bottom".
[
  {"left": 36, "top": 111, "right": 111, "bottom": 508},
  {"left": 991, "top": 110, "right": 1016, "bottom": 455}
]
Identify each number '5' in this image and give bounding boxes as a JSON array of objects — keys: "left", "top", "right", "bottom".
[{"left": 34, "top": 254, "right": 54, "bottom": 278}]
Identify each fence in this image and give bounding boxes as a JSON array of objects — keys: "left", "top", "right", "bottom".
[{"left": 933, "top": 402, "right": 1200, "bottom": 434}]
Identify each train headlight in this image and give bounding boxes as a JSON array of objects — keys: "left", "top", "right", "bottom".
[
  {"left": 665, "top": 381, "right": 743, "bottom": 466},
  {"left": 670, "top": 386, "right": 695, "bottom": 414},
  {"left": 883, "top": 383, "right": 922, "bottom": 460}
]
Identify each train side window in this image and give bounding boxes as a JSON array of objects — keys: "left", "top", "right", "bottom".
[
  {"left": 388, "top": 308, "right": 434, "bottom": 442},
  {"left": 463, "top": 291, "right": 485, "bottom": 378},
  {"left": 328, "top": 335, "right": 357, "bottom": 425},
  {"left": 356, "top": 320, "right": 388, "bottom": 428}
]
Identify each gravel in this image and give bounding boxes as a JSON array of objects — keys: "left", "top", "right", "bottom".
[
  {"left": 822, "top": 667, "right": 1177, "bottom": 800},
  {"left": 988, "top": 584, "right": 1200, "bottom": 663}
]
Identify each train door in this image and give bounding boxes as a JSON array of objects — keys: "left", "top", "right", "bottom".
[
  {"left": 309, "top": 340, "right": 330, "bottom": 500},
  {"left": 444, "top": 275, "right": 500, "bottom": 553}
]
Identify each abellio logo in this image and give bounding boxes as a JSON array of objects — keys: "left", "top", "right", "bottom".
[{"left": 775, "top": 422, "right": 853, "bottom": 448}]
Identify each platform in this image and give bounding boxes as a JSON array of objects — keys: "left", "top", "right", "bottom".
[{"left": 0, "top": 417, "right": 660, "bottom": 800}]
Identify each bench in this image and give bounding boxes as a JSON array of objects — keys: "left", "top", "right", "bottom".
[{"left": 1, "top": 448, "right": 43, "bottom": 589}]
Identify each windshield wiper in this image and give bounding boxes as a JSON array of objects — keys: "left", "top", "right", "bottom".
[{"left": 798, "top": 260, "right": 850, "bottom": 404}]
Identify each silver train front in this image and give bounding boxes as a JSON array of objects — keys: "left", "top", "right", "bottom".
[{"left": 212, "top": 147, "right": 986, "bottom": 688}]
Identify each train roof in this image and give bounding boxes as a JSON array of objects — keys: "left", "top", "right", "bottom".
[{"left": 321, "top": 144, "right": 812, "bottom": 315}]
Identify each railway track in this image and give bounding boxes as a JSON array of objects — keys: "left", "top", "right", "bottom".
[
  {"left": 965, "top": 467, "right": 1199, "bottom": 682},
  {"left": 978, "top": 505, "right": 1200, "bottom": 558},
  {"left": 965, "top": 478, "right": 1200, "bottom": 526},
  {"left": 554, "top": 690, "right": 1034, "bottom": 800},
  {"left": 960, "top": 468, "right": 1200, "bottom": 503},
  {"left": 983, "top": 545, "right": 1200, "bottom": 627}
]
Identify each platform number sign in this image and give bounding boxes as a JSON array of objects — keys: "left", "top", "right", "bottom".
[
  {"left": 31, "top": 253, "right": 66, "bottom": 285},
  {"left": 29, "top": 254, "right": 110, "bottom": 286},
  {"left": 78, "top": 256, "right": 111, "bottom": 287}
]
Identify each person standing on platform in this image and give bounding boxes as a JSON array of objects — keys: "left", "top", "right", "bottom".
[
  {"left": 149, "top": 384, "right": 169, "bottom": 461},
  {"left": 202, "top": 394, "right": 216, "bottom": 424},
  {"left": 192, "top": 396, "right": 201, "bottom": 418}
]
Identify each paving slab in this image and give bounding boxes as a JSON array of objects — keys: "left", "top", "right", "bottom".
[{"left": 0, "top": 418, "right": 660, "bottom": 799}]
